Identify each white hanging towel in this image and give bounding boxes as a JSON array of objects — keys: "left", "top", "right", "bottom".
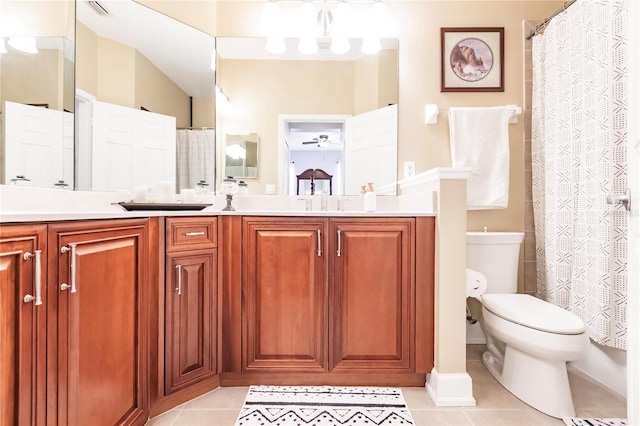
[{"left": 448, "top": 106, "right": 510, "bottom": 209}]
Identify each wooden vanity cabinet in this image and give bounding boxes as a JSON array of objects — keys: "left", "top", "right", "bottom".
[
  {"left": 1, "top": 219, "right": 151, "bottom": 426},
  {"left": 236, "top": 215, "right": 434, "bottom": 381},
  {"left": 242, "top": 217, "right": 329, "bottom": 372},
  {"left": 0, "top": 224, "right": 47, "bottom": 426},
  {"left": 329, "top": 218, "right": 415, "bottom": 372},
  {"left": 48, "top": 219, "right": 150, "bottom": 426},
  {"left": 164, "top": 217, "right": 218, "bottom": 394}
]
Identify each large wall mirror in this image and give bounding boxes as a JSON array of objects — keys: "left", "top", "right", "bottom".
[
  {"left": 75, "top": 0, "right": 216, "bottom": 193},
  {"left": 216, "top": 37, "right": 399, "bottom": 196},
  {"left": 0, "top": 0, "right": 75, "bottom": 189}
]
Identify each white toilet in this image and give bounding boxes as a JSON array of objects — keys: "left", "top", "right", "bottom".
[{"left": 467, "top": 231, "right": 589, "bottom": 419}]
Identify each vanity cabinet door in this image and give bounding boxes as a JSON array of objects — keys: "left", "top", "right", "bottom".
[
  {"left": 243, "top": 217, "right": 329, "bottom": 372},
  {"left": 49, "top": 219, "right": 149, "bottom": 426},
  {"left": 165, "top": 249, "right": 217, "bottom": 394},
  {"left": 0, "top": 225, "right": 47, "bottom": 426},
  {"left": 329, "top": 218, "right": 415, "bottom": 372}
]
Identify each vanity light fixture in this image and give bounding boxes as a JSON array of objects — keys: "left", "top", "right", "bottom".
[
  {"left": 7, "top": 36, "right": 38, "bottom": 54},
  {"left": 261, "top": 0, "right": 388, "bottom": 55}
]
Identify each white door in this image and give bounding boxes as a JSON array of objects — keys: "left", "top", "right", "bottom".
[
  {"left": 344, "top": 104, "right": 398, "bottom": 195},
  {"left": 3, "top": 101, "right": 66, "bottom": 188},
  {"left": 92, "top": 101, "right": 176, "bottom": 191}
]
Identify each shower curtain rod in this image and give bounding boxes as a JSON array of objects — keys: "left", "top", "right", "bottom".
[{"left": 525, "top": 0, "right": 577, "bottom": 40}]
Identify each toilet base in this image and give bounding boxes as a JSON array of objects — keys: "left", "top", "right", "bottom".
[{"left": 482, "top": 346, "right": 576, "bottom": 419}]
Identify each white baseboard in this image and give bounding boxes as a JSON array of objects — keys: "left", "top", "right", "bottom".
[
  {"left": 466, "top": 321, "right": 486, "bottom": 344},
  {"left": 569, "top": 340, "right": 627, "bottom": 398},
  {"left": 426, "top": 368, "right": 476, "bottom": 406}
]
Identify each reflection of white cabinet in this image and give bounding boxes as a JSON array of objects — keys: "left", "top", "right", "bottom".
[
  {"left": 3, "top": 101, "right": 73, "bottom": 188},
  {"left": 91, "top": 101, "right": 176, "bottom": 191}
]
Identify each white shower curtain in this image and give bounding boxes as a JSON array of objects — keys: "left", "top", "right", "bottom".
[
  {"left": 176, "top": 129, "right": 215, "bottom": 193},
  {"left": 531, "top": 0, "right": 628, "bottom": 349}
]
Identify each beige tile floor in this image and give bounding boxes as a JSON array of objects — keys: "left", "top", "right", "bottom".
[{"left": 146, "top": 345, "right": 627, "bottom": 426}]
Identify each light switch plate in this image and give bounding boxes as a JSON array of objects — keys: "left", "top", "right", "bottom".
[
  {"left": 404, "top": 162, "right": 416, "bottom": 179},
  {"left": 266, "top": 184, "right": 276, "bottom": 194}
]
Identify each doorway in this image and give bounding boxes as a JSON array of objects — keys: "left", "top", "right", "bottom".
[{"left": 278, "top": 114, "right": 349, "bottom": 196}]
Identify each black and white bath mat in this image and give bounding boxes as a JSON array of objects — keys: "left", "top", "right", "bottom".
[
  {"left": 563, "top": 417, "right": 626, "bottom": 426},
  {"left": 235, "top": 385, "right": 415, "bottom": 425}
]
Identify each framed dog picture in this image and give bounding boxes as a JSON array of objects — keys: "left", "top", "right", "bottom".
[{"left": 441, "top": 27, "right": 504, "bottom": 92}]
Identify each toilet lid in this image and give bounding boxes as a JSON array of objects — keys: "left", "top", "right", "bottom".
[{"left": 482, "top": 294, "right": 586, "bottom": 335}]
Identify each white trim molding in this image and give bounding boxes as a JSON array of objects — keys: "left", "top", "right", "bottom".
[{"left": 426, "top": 368, "right": 476, "bottom": 407}]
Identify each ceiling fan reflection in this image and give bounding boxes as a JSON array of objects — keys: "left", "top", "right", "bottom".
[{"left": 302, "top": 134, "right": 334, "bottom": 148}]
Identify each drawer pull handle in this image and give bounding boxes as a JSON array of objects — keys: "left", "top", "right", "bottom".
[
  {"left": 337, "top": 230, "right": 342, "bottom": 257},
  {"left": 60, "top": 244, "right": 77, "bottom": 293},
  {"left": 185, "top": 231, "right": 205, "bottom": 237},
  {"left": 175, "top": 264, "right": 182, "bottom": 295},
  {"left": 316, "top": 229, "right": 322, "bottom": 257},
  {"left": 23, "top": 250, "right": 43, "bottom": 306}
]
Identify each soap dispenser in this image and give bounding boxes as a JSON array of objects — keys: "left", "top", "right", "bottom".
[{"left": 363, "top": 182, "right": 376, "bottom": 212}]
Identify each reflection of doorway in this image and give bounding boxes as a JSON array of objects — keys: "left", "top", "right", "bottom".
[
  {"left": 278, "top": 105, "right": 398, "bottom": 196},
  {"left": 278, "top": 114, "right": 349, "bottom": 196}
]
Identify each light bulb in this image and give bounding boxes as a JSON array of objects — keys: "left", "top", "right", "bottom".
[
  {"left": 361, "top": 36, "right": 381, "bottom": 55},
  {"left": 330, "top": 36, "right": 350, "bottom": 54},
  {"left": 298, "top": 36, "right": 318, "bottom": 54},
  {"left": 266, "top": 36, "right": 286, "bottom": 54},
  {"left": 260, "top": 0, "right": 280, "bottom": 35},
  {"left": 334, "top": 0, "right": 351, "bottom": 23},
  {"left": 298, "top": 0, "right": 318, "bottom": 37},
  {"left": 371, "top": 0, "right": 389, "bottom": 34}
]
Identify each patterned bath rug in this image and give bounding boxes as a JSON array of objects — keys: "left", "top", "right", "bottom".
[
  {"left": 235, "top": 385, "right": 415, "bottom": 425},
  {"left": 563, "top": 417, "right": 626, "bottom": 426}
]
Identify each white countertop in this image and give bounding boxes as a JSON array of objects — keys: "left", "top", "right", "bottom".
[{"left": 0, "top": 186, "right": 436, "bottom": 223}]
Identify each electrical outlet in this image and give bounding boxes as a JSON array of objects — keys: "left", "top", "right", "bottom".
[
  {"left": 404, "top": 162, "right": 416, "bottom": 179},
  {"left": 265, "top": 184, "right": 276, "bottom": 195}
]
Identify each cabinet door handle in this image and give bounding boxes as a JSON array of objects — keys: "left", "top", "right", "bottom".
[
  {"left": 175, "top": 264, "right": 182, "bottom": 295},
  {"left": 316, "top": 229, "right": 322, "bottom": 257},
  {"left": 60, "top": 243, "right": 77, "bottom": 293},
  {"left": 185, "top": 231, "right": 205, "bottom": 236},
  {"left": 23, "top": 250, "right": 43, "bottom": 306},
  {"left": 336, "top": 230, "right": 342, "bottom": 257}
]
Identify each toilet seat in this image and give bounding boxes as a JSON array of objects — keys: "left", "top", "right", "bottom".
[{"left": 482, "top": 294, "right": 585, "bottom": 335}]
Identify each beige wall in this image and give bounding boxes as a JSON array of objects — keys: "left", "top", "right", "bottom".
[
  {"left": 97, "top": 37, "right": 136, "bottom": 108},
  {"left": 2, "top": 0, "right": 74, "bottom": 39},
  {"left": 134, "top": 51, "right": 191, "bottom": 127},
  {"left": 76, "top": 23, "right": 193, "bottom": 126},
  {"left": 76, "top": 22, "right": 98, "bottom": 95},
  {"left": 1, "top": 49, "right": 64, "bottom": 110}
]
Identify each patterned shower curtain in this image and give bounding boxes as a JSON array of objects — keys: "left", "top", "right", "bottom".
[
  {"left": 176, "top": 129, "right": 216, "bottom": 193},
  {"left": 531, "top": 0, "right": 628, "bottom": 349}
]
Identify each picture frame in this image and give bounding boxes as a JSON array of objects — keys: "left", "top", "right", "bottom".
[{"left": 440, "top": 27, "right": 504, "bottom": 92}]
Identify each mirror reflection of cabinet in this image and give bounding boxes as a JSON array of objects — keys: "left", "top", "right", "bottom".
[{"left": 225, "top": 133, "right": 258, "bottom": 179}]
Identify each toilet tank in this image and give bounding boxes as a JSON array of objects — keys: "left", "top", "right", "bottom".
[{"left": 466, "top": 232, "right": 524, "bottom": 294}]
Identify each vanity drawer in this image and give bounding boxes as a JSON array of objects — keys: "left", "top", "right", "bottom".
[{"left": 166, "top": 217, "right": 217, "bottom": 252}]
